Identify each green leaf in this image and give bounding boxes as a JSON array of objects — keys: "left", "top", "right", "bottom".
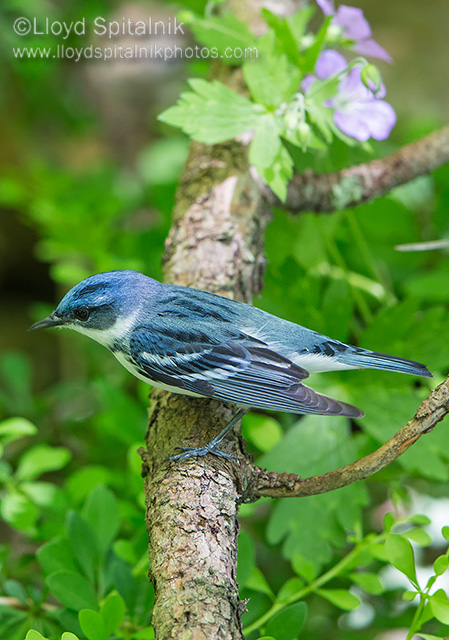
[
  {"left": 0, "top": 490, "right": 39, "bottom": 531},
  {"left": 4, "top": 579, "right": 28, "bottom": 604},
  {"left": 61, "top": 634, "right": 81, "bottom": 640},
  {"left": 25, "top": 632, "right": 47, "bottom": 640},
  {"left": 249, "top": 115, "right": 281, "bottom": 173},
  {"left": 317, "top": 589, "right": 360, "bottom": 610},
  {"left": 265, "top": 602, "right": 307, "bottom": 640},
  {"left": 442, "top": 526, "right": 449, "bottom": 541},
  {"left": 383, "top": 512, "right": 395, "bottom": 533},
  {"left": 403, "top": 590, "right": 418, "bottom": 601},
  {"left": 67, "top": 511, "right": 99, "bottom": 582},
  {"left": 245, "top": 566, "right": 275, "bottom": 598},
  {"left": 242, "top": 413, "right": 282, "bottom": 453},
  {"left": 291, "top": 553, "right": 317, "bottom": 583},
  {"left": 158, "top": 79, "right": 261, "bottom": 145},
  {"left": 183, "top": 12, "right": 257, "bottom": 65},
  {"left": 21, "top": 481, "right": 59, "bottom": 508},
  {"left": 16, "top": 445, "right": 71, "bottom": 481},
  {"left": 261, "top": 143, "right": 294, "bottom": 202},
  {"left": 276, "top": 577, "right": 304, "bottom": 603},
  {"left": 425, "top": 575, "right": 437, "bottom": 591},
  {"left": 385, "top": 534, "right": 417, "bottom": 584},
  {"left": 67, "top": 466, "right": 113, "bottom": 504},
  {"left": 430, "top": 591, "right": 449, "bottom": 625},
  {"left": 286, "top": 7, "right": 316, "bottom": 44},
  {"left": 405, "top": 528, "right": 432, "bottom": 547},
  {"left": 46, "top": 571, "right": 98, "bottom": 611},
  {"left": 113, "top": 540, "right": 138, "bottom": 565},
  {"left": 131, "top": 628, "right": 154, "bottom": 640},
  {"left": 248, "top": 111, "right": 296, "bottom": 200},
  {"left": 302, "top": 15, "right": 331, "bottom": 73},
  {"left": 37, "top": 537, "right": 79, "bottom": 575},
  {"left": 409, "top": 515, "right": 431, "bottom": 526},
  {"left": 368, "top": 541, "right": 388, "bottom": 562},
  {"left": 349, "top": 572, "right": 384, "bottom": 595},
  {"left": 434, "top": 555, "right": 449, "bottom": 576},
  {"left": 261, "top": 9, "right": 303, "bottom": 65},
  {"left": 237, "top": 530, "right": 255, "bottom": 589},
  {"left": 83, "top": 485, "right": 120, "bottom": 555},
  {"left": 79, "top": 609, "right": 106, "bottom": 640},
  {"left": 113, "top": 558, "right": 137, "bottom": 611},
  {"left": 100, "top": 593, "right": 126, "bottom": 636},
  {"left": 0, "top": 417, "right": 37, "bottom": 445},
  {"left": 305, "top": 100, "right": 333, "bottom": 143},
  {"left": 243, "top": 51, "right": 300, "bottom": 107}
]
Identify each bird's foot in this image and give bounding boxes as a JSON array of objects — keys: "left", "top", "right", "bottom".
[
  {"left": 169, "top": 444, "right": 237, "bottom": 462},
  {"left": 169, "top": 407, "right": 247, "bottom": 463}
]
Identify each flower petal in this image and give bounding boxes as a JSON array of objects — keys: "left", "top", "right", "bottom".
[
  {"left": 354, "top": 38, "right": 393, "bottom": 63},
  {"left": 334, "top": 108, "right": 371, "bottom": 141},
  {"left": 334, "top": 100, "right": 396, "bottom": 141},
  {"left": 335, "top": 5, "right": 371, "bottom": 40},
  {"left": 315, "top": 49, "right": 347, "bottom": 78},
  {"left": 316, "top": 0, "right": 335, "bottom": 16}
]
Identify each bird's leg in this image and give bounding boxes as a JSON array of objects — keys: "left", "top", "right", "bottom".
[{"left": 170, "top": 408, "right": 248, "bottom": 462}]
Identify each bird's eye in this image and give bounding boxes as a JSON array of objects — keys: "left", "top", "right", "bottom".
[{"left": 74, "top": 307, "right": 90, "bottom": 322}]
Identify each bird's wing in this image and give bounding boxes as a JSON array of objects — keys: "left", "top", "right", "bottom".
[{"left": 129, "top": 322, "right": 362, "bottom": 417}]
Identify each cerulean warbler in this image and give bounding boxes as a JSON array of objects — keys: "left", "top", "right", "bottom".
[{"left": 30, "top": 270, "right": 431, "bottom": 460}]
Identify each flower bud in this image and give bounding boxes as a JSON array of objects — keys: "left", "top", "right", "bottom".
[
  {"left": 360, "top": 64, "right": 382, "bottom": 93},
  {"left": 327, "top": 23, "right": 343, "bottom": 41},
  {"left": 297, "top": 122, "right": 311, "bottom": 147},
  {"left": 284, "top": 112, "right": 301, "bottom": 132}
]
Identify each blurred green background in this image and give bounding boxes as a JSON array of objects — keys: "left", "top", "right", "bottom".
[{"left": 1, "top": 1, "right": 449, "bottom": 639}]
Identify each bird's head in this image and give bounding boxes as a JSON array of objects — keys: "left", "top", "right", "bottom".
[{"left": 29, "top": 270, "right": 151, "bottom": 347}]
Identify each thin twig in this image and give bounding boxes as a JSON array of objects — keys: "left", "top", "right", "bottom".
[
  {"left": 275, "top": 126, "right": 449, "bottom": 213},
  {"left": 240, "top": 376, "right": 449, "bottom": 501}
]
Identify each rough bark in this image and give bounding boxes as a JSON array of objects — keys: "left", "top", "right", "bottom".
[
  {"left": 278, "top": 125, "right": 449, "bottom": 213},
  {"left": 141, "top": 137, "right": 272, "bottom": 639}
]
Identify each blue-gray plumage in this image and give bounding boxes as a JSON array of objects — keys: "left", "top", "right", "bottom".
[{"left": 29, "top": 270, "right": 432, "bottom": 458}]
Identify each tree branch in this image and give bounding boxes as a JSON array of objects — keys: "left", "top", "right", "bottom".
[
  {"left": 277, "top": 125, "right": 449, "bottom": 213},
  {"left": 238, "top": 376, "right": 449, "bottom": 501},
  {"left": 141, "top": 133, "right": 272, "bottom": 639}
]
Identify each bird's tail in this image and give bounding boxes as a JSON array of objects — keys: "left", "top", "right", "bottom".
[{"left": 341, "top": 349, "right": 432, "bottom": 378}]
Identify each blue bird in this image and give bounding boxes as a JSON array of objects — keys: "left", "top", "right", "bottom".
[{"left": 29, "top": 270, "right": 432, "bottom": 460}]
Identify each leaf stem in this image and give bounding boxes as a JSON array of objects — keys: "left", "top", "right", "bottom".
[{"left": 243, "top": 536, "right": 378, "bottom": 636}]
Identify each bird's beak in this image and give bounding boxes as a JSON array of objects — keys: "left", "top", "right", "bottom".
[{"left": 28, "top": 312, "right": 65, "bottom": 331}]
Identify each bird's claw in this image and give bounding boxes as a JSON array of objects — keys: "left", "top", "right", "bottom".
[{"left": 169, "top": 444, "right": 238, "bottom": 462}]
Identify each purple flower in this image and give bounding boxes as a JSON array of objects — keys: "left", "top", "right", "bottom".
[
  {"left": 301, "top": 49, "right": 347, "bottom": 92},
  {"left": 303, "top": 50, "right": 396, "bottom": 142},
  {"left": 328, "top": 66, "right": 396, "bottom": 141},
  {"left": 316, "top": 0, "right": 392, "bottom": 63}
]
